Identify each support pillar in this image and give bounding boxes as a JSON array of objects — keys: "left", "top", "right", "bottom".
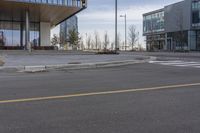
[{"left": 25, "top": 9, "right": 31, "bottom": 52}]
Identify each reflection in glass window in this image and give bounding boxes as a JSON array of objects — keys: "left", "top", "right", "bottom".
[
  {"left": 30, "top": 23, "right": 40, "bottom": 46},
  {"left": 0, "top": 21, "right": 20, "bottom": 46},
  {"left": 192, "top": 1, "right": 200, "bottom": 26},
  {"left": 143, "top": 10, "right": 165, "bottom": 34}
]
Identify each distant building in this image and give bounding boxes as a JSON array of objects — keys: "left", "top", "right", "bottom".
[
  {"left": 60, "top": 16, "right": 78, "bottom": 46},
  {"left": 143, "top": 0, "right": 200, "bottom": 51}
]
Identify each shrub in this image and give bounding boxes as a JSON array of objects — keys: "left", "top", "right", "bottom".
[{"left": 96, "top": 50, "right": 119, "bottom": 55}]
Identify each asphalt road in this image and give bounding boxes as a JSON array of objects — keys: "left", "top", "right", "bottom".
[{"left": 0, "top": 62, "right": 200, "bottom": 133}]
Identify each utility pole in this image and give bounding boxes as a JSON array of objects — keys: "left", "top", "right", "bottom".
[
  {"left": 115, "top": 0, "right": 118, "bottom": 52},
  {"left": 120, "top": 14, "right": 127, "bottom": 51}
]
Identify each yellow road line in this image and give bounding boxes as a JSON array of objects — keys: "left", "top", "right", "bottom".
[{"left": 0, "top": 82, "right": 200, "bottom": 104}]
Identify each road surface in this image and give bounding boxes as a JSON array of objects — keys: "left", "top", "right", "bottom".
[{"left": 0, "top": 62, "right": 200, "bottom": 133}]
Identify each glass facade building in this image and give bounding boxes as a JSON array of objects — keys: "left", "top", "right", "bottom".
[
  {"left": 0, "top": 0, "right": 86, "bottom": 49},
  {"left": 143, "top": 10, "right": 165, "bottom": 51},
  {"left": 143, "top": 0, "right": 200, "bottom": 51},
  {"left": 60, "top": 16, "right": 78, "bottom": 44}
]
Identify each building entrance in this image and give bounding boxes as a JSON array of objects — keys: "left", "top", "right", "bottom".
[{"left": 196, "top": 31, "right": 200, "bottom": 51}]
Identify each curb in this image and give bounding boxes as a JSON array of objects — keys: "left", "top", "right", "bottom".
[
  {"left": 0, "top": 61, "right": 143, "bottom": 73},
  {"left": 0, "top": 57, "right": 156, "bottom": 73},
  {"left": 46, "top": 60, "right": 146, "bottom": 70}
]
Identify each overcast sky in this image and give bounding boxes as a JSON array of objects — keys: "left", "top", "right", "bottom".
[
  {"left": 51, "top": 0, "right": 182, "bottom": 47},
  {"left": 76, "top": 0, "right": 182, "bottom": 47}
]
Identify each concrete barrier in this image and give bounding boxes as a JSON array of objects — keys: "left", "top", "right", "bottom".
[{"left": 24, "top": 66, "right": 46, "bottom": 73}]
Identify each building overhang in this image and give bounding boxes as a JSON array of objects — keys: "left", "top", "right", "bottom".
[{"left": 0, "top": 0, "right": 86, "bottom": 27}]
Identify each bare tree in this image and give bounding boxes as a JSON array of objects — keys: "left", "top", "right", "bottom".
[
  {"left": 91, "top": 40, "right": 95, "bottom": 50},
  {"left": 86, "top": 34, "right": 92, "bottom": 50},
  {"left": 128, "top": 25, "right": 139, "bottom": 51},
  {"left": 79, "top": 36, "right": 84, "bottom": 50},
  {"left": 103, "top": 31, "right": 109, "bottom": 50},
  {"left": 94, "top": 31, "right": 101, "bottom": 50}
]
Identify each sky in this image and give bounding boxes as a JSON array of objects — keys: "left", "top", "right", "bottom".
[{"left": 52, "top": 0, "right": 182, "bottom": 48}]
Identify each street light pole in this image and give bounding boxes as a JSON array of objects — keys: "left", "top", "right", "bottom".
[
  {"left": 115, "top": 0, "right": 118, "bottom": 52},
  {"left": 120, "top": 14, "right": 127, "bottom": 51}
]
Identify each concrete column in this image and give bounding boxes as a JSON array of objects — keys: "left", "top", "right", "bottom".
[
  {"left": 40, "top": 22, "right": 50, "bottom": 46},
  {"left": 164, "top": 33, "right": 168, "bottom": 51},
  {"left": 189, "top": 30, "right": 196, "bottom": 51},
  {"left": 25, "top": 9, "right": 30, "bottom": 51}
]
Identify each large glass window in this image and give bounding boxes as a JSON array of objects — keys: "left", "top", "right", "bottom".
[
  {"left": 0, "top": 21, "right": 21, "bottom": 46},
  {"left": 192, "top": 0, "right": 200, "bottom": 26},
  {"left": 143, "top": 11, "right": 164, "bottom": 34},
  {"left": 60, "top": 16, "right": 78, "bottom": 44},
  {"left": 0, "top": 21, "right": 40, "bottom": 47},
  {"left": 14, "top": 0, "right": 84, "bottom": 7},
  {"left": 22, "top": 22, "right": 40, "bottom": 47},
  {"left": 30, "top": 23, "right": 40, "bottom": 46}
]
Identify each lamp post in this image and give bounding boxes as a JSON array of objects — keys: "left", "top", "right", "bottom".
[
  {"left": 120, "top": 14, "right": 127, "bottom": 51},
  {"left": 115, "top": 0, "right": 118, "bottom": 52}
]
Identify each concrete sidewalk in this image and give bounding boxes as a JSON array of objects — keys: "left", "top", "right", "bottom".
[{"left": 2, "top": 54, "right": 150, "bottom": 66}]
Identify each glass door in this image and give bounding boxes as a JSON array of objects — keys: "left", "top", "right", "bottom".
[{"left": 196, "top": 31, "right": 200, "bottom": 51}]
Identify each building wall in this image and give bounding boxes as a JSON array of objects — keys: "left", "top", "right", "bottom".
[
  {"left": 164, "top": 1, "right": 191, "bottom": 33},
  {"left": 40, "top": 22, "right": 50, "bottom": 46}
]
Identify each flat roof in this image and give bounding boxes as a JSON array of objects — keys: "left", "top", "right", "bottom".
[
  {"left": 143, "top": 0, "right": 185, "bottom": 16},
  {"left": 143, "top": 8, "right": 164, "bottom": 16},
  {"left": 0, "top": 0, "right": 85, "bottom": 26}
]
